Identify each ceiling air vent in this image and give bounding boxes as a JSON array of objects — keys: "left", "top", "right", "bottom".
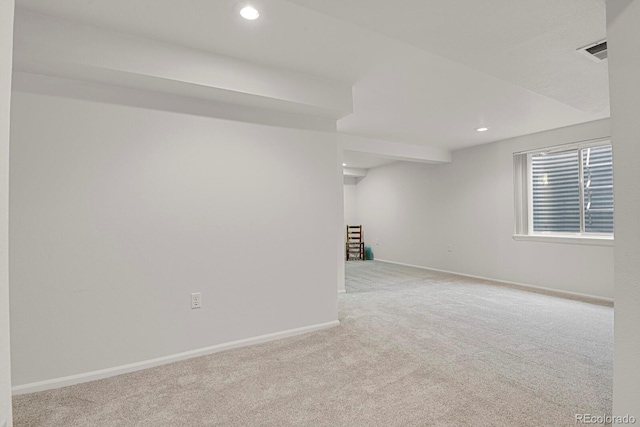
[{"left": 578, "top": 40, "right": 607, "bottom": 62}]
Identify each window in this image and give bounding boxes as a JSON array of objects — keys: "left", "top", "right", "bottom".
[{"left": 513, "top": 139, "right": 613, "bottom": 243}]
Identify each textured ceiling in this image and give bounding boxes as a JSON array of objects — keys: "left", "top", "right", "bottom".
[
  {"left": 15, "top": 0, "right": 610, "bottom": 154},
  {"left": 287, "top": 0, "right": 609, "bottom": 114},
  {"left": 14, "top": 0, "right": 394, "bottom": 83}
]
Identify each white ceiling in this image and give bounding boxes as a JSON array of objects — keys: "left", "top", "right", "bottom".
[
  {"left": 289, "top": 0, "right": 608, "bottom": 114},
  {"left": 15, "top": 0, "right": 610, "bottom": 162}
]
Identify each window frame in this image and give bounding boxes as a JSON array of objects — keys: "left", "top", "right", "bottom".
[{"left": 513, "top": 137, "right": 614, "bottom": 246}]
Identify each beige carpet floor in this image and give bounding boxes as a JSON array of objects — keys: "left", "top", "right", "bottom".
[{"left": 13, "top": 261, "right": 613, "bottom": 426}]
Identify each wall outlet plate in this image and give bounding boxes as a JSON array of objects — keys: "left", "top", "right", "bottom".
[{"left": 191, "top": 292, "right": 202, "bottom": 309}]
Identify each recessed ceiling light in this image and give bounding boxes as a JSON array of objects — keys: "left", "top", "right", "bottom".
[
  {"left": 342, "top": 163, "right": 347, "bottom": 166},
  {"left": 240, "top": 6, "right": 260, "bottom": 20},
  {"left": 476, "top": 127, "right": 489, "bottom": 132}
]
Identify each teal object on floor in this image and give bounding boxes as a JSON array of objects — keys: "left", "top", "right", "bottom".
[{"left": 364, "top": 246, "right": 373, "bottom": 260}]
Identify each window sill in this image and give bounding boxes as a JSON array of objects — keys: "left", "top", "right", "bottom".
[{"left": 512, "top": 234, "right": 613, "bottom": 246}]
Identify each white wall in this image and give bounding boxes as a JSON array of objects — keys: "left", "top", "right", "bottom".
[
  {"left": 336, "top": 156, "right": 346, "bottom": 293},
  {"left": 0, "top": 1, "right": 15, "bottom": 424},
  {"left": 344, "top": 178, "right": 359, "bottom": 227},
  {"left": 9, "top": 90, "right": 340, "bottom": 387},
  {"left": 607, "top": 0, "right": 640, "bottom": 417},
  {"left": 342, "top": 178, "right": 359, "bottom": 273},
  {"left": 357, "top": 119, "right": 614, "bottom": 300}
]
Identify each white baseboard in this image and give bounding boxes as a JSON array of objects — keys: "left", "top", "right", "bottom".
[
  {"left": 12, "top": 319, "right": 340, "bottom": 396},
  {"left": 337, "top": 289, "right": 346, "bottom": 294},
  {"left": 376, "top": 259, "right": 613, "bottom": 304}
]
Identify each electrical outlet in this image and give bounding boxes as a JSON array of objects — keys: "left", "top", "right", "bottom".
[
  {"left": 447, "top": 244, "right": 453, "bottom": 253},
  {"left": 375, "top": 239, "right": 379, "bottom": 245},
  {"left": 191, "top": 292, "right": 202, "bottom": 309}
]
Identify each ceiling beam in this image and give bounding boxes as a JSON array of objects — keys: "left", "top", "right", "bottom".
[
  {"left": 338, "top": 133, "right": 451, "bottom": 164},
  {"left": 343, "top": 167, "right": 367, "bottom": 178}
]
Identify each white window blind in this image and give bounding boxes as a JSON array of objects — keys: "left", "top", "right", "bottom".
[
  {"left": 582, "top": 145, "right": 614, "bottom": 233},
  {"left": 514, "top": 140, "right": 613, "bottom": 238},
  {"left": 531, "top": 150, "right": 581, "bottom": 233}
]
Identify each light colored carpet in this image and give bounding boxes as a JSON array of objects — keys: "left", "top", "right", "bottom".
[{"left": 13, "top": 261, "right": 613, "bottom": 426}]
